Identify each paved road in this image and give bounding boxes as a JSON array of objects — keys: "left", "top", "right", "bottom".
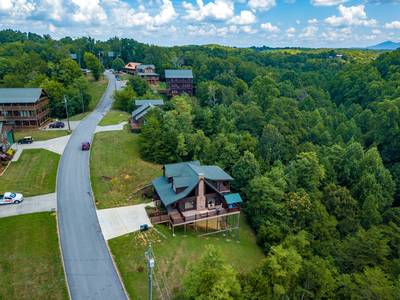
[
  {"left": 57, "top": 72, "right": 127, "bottom": 300},
  {"left": 0, "top": 193, "right": 56, "bottom": 218}
]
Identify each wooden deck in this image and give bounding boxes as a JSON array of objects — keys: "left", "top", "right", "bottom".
[{"left": 149, "top": 207, "right": 240, "bottom": 226}]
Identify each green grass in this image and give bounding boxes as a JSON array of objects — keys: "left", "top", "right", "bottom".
[
  {"left": 0, "top": 149, "right": 60, "bottom": 196},
  {"left": 14, "top": 129, "right": 69, "bottom": 141},
  {"left": 99, "top": 110, "right": 130, "bottom": 126},
  {"left": 90, "top": 130, "right": 162, "bottom": 208},
  {"left": 109, "top": 215, "right": 264, "bottom": 300},
  {"left": 0, "top": 213, "right": 68, "bottom": 300},
  {"left": 69, "top": 75, "right": 108, "bottom": 121}
]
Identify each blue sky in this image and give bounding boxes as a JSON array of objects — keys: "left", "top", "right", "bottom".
[{"left": 0, "top": 0, "right": 399, "bottom": 47}]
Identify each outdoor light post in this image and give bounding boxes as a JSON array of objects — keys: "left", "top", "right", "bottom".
[
  {"left": 145, "top": 244, "right": 155, "bottom": 300},
  {"left": 63, "top": 95, "right": 71, "bottom": 132}
]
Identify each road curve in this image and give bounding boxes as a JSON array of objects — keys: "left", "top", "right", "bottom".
[{"left": 57, "top": 72, "right": 127, "bottom": 300}]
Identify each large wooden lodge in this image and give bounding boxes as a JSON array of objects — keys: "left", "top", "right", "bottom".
[
  {"left": 0, "top": 88, "right": 50, "bottom": 128},
  {"left": 165, "top": 69, "right": 194, "bottom": 97},
  {"left": 151, "top": 161, "right": 242, "bottom": 235}
]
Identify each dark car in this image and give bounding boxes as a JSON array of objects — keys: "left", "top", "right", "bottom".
[
  {"left": 49, "top": 121, "right": 65, "bottom": 128},
  {"left": 81, "top": 142, "right": 90, "bottom": 151},
  {"left": 18, "top": 136, "right": 33, "bottom": 144}
]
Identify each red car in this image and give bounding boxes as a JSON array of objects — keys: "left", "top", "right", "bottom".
[{"left": 81, "top": 142, "right": 90, "bottom": 151}]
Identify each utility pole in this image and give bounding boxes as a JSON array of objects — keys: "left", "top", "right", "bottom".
[
  {"left": 63, "top": 95, "right": 71, "bottom": 132},
  {"left": 145, "top": 243, "right": 155, "bottom": 300}
]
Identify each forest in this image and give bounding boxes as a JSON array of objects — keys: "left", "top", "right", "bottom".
[{"left": 1, "top": 29, "right": 400, "bottom": 299}]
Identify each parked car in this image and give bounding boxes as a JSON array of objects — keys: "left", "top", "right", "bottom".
[
  {"left": 81, "top": 142, "right": 90, "bottom": 151},
  {"left": 49, "top": 121, "right": 65, "bottom": 128},
  {"left": 17, "top": 136, "right": 33, "bottom": 144},
  {"left": 0, "top": 192, "right": 24, "bottom": 204}
]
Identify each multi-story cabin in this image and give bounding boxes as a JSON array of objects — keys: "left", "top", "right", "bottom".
[
  {"left": 151, "top": 161, "right": 242, "bottom": 235},
  {"left": 123, "top": 62, "right": 141, "bottom": 75},
  {"left": 0, "top": 88, "right": 50, "bottom": 128},
  {"left": 136, "top": 64, "right": 159, "bottom": 85},
  {"left": 165, "top": 69, "right": 193, "bottom": 97},
  {"left": 130, "top": 99, "right": 164, "bottom": 132}
]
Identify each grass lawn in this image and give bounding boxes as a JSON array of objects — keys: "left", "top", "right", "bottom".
[
  {"left": 109, "top": 215, "right": 264, "bottom": 300},
  {"left": 99, "top": 110, "right": 131, "bottom": 126},
  {"left": 0, "top": 149, "right": 60, "bottom": 196},
  {"left": 69, "top": 75, "right": 108, "bottom": 121},
  {"left": 0, "top": 213, "right": 68, "bottom": 300},
  {"left": 14, "top": 129, "right": 69, "bottom": 141},
  {"left": 90, "top": 130, "right": 161, "bottom": 208}
]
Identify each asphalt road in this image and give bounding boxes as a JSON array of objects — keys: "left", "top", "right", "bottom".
[{"left": 57, "top": 72, "right": 127, "bottom": 300}]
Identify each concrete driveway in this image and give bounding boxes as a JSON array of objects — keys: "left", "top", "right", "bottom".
[
  {"left": 0, "top": 193, "right": 56, "bottom": 218},
  {"left": 97, "top": 203, "right": 153, "bottom": 240},
  {"left": 95, "top": 121, "right": 128, "bottom": 133},
  {"left": 11, "top": 135, "right": 70, "bottom": 161}
]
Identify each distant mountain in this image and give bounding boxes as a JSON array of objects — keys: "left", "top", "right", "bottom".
[{"left": 367, "top": 41, "right": 400, "bottom": 50}]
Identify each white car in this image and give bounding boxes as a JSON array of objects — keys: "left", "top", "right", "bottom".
[{"left": 0, "top": 192, "right": 24, "bottom": 204}]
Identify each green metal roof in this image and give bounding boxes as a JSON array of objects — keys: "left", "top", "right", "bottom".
[
  {"left": 0, "top": 88, "right": 43, "bottom": 104},
  {"left": 165, "top": 69, "right": 193, "bottom": 79},
  {"left": 135, "top": 99, "right": 164, "bottom": 106},
  {"left": 152, "top": 175, "right": 198, "bottom": 207},
  {"left": 153, "top": 161, "right": 234, "bottom": 207},
  {"left": 224, "top": 193, "right": 243, "bottom": 205}
]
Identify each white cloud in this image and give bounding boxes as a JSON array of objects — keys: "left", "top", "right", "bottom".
[
  {"left": 311, "top": 0, "right": 347, "bottom": 6},
  {"left": 299, "top": 25, "right": 318, "bottom": 38},
  {"left": 228, "top": 10, "right": 256, "bottom": 25},
  {"left": 182, "top": 0, "right": 234, "bottom": 21},
  {"left": 325, "top": 5, "right": 377, "bottom": 27},
  {"left": 248, "top": 0, "right": 275, "bottom": 12},
  {"left": 308, "top": 18, "right": 318, "bottom": 24},
  {"left": 372, "top": 29, "right": 381, "bottom": 34},
  {"left": 260, "top": 22, "right": 279, "bottom": 33},
  {"left": 385, "top": 21, "right": 400, "bottom": 29},
  {"left": 0, "top": 0, "right": 35, "bottom": 18},
  {"left": 71, "top": 0, "right": 107, "bottom": 23},
  {"left": 108, "top": 0, "right": 177, "bottom": 28},
  {"left": 287, "top": 27, "right": 296, "bottom": 34},
  {"left": 321, "top": 27, "right": 351, "bottom": 41}
]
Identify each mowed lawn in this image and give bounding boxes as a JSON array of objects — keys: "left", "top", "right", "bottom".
[
  {"left": 99, "top": 110, "right": 130, "bottom": 126},
  {"left": 0, "top": 213, "right": 68, "bottom": 300},
  {"left": 0, "top": 149, "right": 60, "bottom": 196},
  {"left": 69, "top": 75, "right": 108, "bottom": 121},
  {"left": 109, "top": 215, "right": 265, "bottom": 300},
  {"left": 90, "top": 130, "right": 162, "bottom": 208},
  {"left": 14, "top": 129, "right": 69, "bottom": 141}
]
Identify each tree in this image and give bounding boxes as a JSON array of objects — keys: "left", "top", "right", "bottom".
[
  {"left": 111, "top": 57, "right": 125, "bottom": 72},
  {"left": 84, "top": 52, "right": 103, "bottom": 80},
  {"left": 182, "top": 245, "right": 241, "bottom": 300},
  {"left": 130, "top": 75, "right": 149, "bottom": 96},
  {"left": 112, "top": 85, "right": 136, "bottom": 112},
  {"left": 231, "top": 151, "right": 260, "bottom": 191}
]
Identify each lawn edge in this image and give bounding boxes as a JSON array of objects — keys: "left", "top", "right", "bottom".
[{"left": 87, "top": 76, "right": 131, "bottom": 300}]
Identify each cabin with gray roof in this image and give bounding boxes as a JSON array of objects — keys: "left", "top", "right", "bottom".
[
  {"left": 136, "top": 64, "right": 159, "bottom": 85},
  {"left": 165, "top": 69, "right": 193, "bottom": 97},
  {"left": 150, "top": 161, "right": 242, "bottom": 234},
  {"left": 130, "top": 99, "right": 164, "bottom": 132},
  {"left": 0, "top": 88, "right": 50, "bottom": 128}
]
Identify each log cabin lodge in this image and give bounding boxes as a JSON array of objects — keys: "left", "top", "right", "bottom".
[
  {"left": 0, "top": 88, "right": 50, "bottom": 129},
  {"left": 130, "top": 99, "right": 164, "bottom": 132},
  {"left": 165, "top": 69, "right": 194, "bottom": 97},
  {"left": 151, "top": 161, "right": 242, "bottom": 236}
]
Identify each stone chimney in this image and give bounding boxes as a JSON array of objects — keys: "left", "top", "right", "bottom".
[{"left": 196, "top": 173, "right": 206, "bottom": 210}]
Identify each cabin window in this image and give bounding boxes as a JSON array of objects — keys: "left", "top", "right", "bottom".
[{"left": 184, "top": 199, "right": 195, "bottom": 210}]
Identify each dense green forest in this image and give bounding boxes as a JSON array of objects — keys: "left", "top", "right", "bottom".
[{"left": 1, "top": 29, "right": 399, "bottom": 299}]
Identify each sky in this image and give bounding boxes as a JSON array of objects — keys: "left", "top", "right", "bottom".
[{"left": 0, "top": 0, "right": 399, "bottom": 48}]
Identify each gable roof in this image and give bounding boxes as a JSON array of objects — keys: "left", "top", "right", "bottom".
[
  {"left": 153, "top": 161, "right": 234, "bottom": 207},
  {"left": 125, "top": 62, "right": 141, "bottom": 69},
  {"left": 137, "top": 64, "right": 155, "bottom": 70},
  {"left": 0, "top": 88, "right": 44, "bottom": 104},
  {"left": 135, "top": 99, "right": 164, "bottom": 106},
  {"left": 165, "top": 69, "right": 193, "bottom": 79}
]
